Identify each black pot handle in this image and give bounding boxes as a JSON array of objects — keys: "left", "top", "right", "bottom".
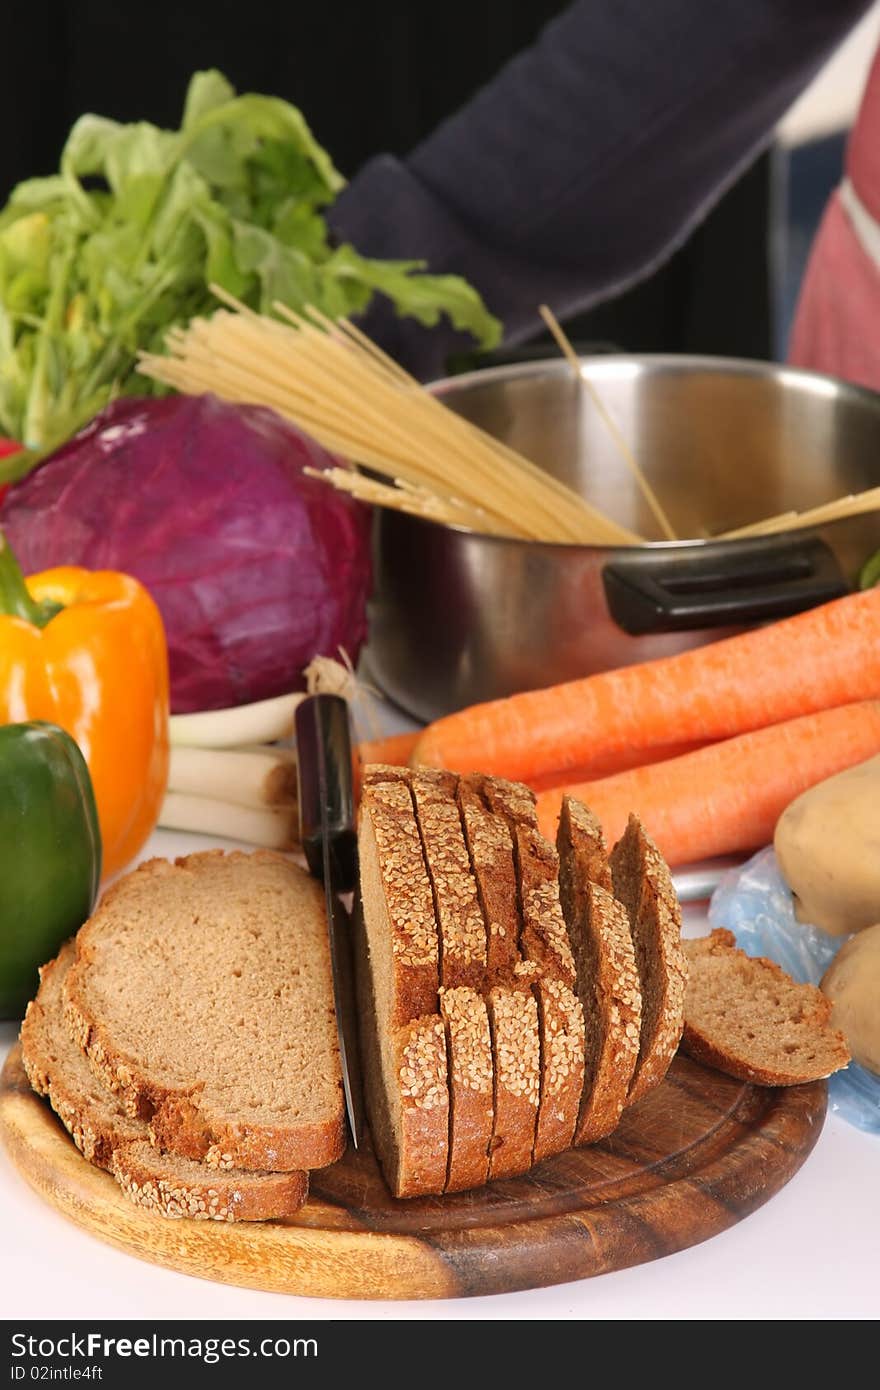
[{"left": 603, "top": 535, "right": 849, "bottom": 637}]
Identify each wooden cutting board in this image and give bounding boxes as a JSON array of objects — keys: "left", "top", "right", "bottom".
[{"left": 0, "top": 1044, "right": 825, "bottom": 1300}]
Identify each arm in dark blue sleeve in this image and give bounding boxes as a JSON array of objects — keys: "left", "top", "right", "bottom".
[{"left": 329, "top": 0, "right": 871, "bottom": 377}]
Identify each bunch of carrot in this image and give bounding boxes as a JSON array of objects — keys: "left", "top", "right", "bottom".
[{"left": 396, "top": 589, "right": 880, "bottom": 866}]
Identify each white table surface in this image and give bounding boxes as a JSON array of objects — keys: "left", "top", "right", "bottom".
[{"left": 2, "top": 823, "right": 878, "bottom": 1322}]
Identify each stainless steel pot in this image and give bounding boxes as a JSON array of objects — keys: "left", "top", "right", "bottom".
[{"left": 364, "top": 356, "right": 880, "bottom": 722}]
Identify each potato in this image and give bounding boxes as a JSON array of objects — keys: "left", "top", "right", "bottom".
[
  {"left": 821, "top": 924, "right": 880, "bottom": 1074},
  {"left": 774, "top": 754, "right": 880, "bottom": 936}
]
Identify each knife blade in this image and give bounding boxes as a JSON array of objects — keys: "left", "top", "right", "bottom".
[{"left": 295, "top": 693, "right": 362, "bottom": 1148}]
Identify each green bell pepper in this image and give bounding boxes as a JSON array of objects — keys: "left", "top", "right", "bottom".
[{"left": 0, "top": 721, "right": 101, "bottom": 1018}]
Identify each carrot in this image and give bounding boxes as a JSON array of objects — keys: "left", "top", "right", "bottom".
[
  {"left": 411, "top": 589, "right": 880, "bottom": 783},
  {"left": 357, "top": 730, "right": 705, "bottom": 785},
  {"left": 534, "top": 701, "right": 880, "bottom": 865},
  {"left": 358, "top": 728, "right": 421, "bottom": 767},
  {"left": 526, "top": 738, "right": 709, "bottom": 789}
]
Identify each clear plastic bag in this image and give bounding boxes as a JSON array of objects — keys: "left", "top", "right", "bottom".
[{"left": 709, "top": 847, "right": 880, "bottom": 1133}]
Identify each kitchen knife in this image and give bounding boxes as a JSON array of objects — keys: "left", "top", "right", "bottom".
[{"left": 295, "top": 693, "right": 362, "bottom": 1148}]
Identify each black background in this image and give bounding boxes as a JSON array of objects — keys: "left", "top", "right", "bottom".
[{"left": 0, "top": 1, "right": 772, "bottom": 360}]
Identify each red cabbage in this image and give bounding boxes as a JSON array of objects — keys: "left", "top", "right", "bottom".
[{"left": 2, "top": 395, "right": 372, "bottom": 712}]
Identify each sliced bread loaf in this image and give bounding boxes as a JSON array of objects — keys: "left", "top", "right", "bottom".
[
  {"left": 681, "top": 929, "right": 851, "bottom": 1085},
  {"left": 611, "top": 814, "right": 687, "bottom": 1105},
  {"left": 62, "top": 851, "right": 344, "bottom": 1172},
  {"left": 557, "top": 797, "right": 642, "bottom": 1144},
  {"left": 21, "top": 944, "right": 308, "bottom": 1221}
]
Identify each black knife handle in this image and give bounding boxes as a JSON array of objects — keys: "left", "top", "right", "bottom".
[{"left": 295, "top": 694, "right": 357, "bottom": 892}]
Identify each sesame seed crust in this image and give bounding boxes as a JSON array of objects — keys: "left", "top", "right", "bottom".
[
  {"left": 389, "top": 1017, "right": 450, "bottom": 1197},
  {"left": 460, "top": 775, "right": 587, "bottom": 1174},
  {"left": 480, "top": 776, "right": 540, "bottom": 829},
  {"left": 410, "top": 772, "right": 488, "bottom": 988},
  {"left": 360, "top": 773, "right": 441, "bottom": 1029},
  {"left": 111, "top": 1143, "right": 308, "bottom": 1222},
  {"left": 485, "top": 985, "right": 540, "bottom": 1180},
  {"left": 364, "top": 780, "right": 439, "bottom": 972},
  {"left": 398, "top": 1018, "right": 448, "bottom": 1109},
  {"left": 440, "top": 987, "right": 494, "bottom": 1193},
  {"left": 532, "top": 978, "right": 585, "bottom": 1162},
  {"left": 441, "top": 990, "right": 493, "bottom": 1095}
]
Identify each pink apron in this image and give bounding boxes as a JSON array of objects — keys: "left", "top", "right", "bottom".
[{"left": 789, "top": 48, "right": 880, "bottom": 391}]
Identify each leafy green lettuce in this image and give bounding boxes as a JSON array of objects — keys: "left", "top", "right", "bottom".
[{"left": 0, "top": 70, "right": 500, "bottom": 463}]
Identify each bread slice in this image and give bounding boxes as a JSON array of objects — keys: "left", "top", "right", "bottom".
[
  {"left": 353, "top": 892, "right": 450, "bottom": 1197},
  {"left": 530, "top": 975, "right": 586, "bottom": 1162},
  {"left": 557, "top": 797, "right": 613, "bottom": 895},
  {"left": 480, "top": 778, "right": 577, "bottom": 984},
  {"left": 409, "top": 769, "right": 488, "bottom": 991},
  {"left": 484, "top": 982, "right": 541, "bottom": 1178},
  {"left": 681, "top": 929, "right": 850, "bottom": 1085},
  {"left": 439, "top": 986, "right": 494, "bottom": 1192},
  {"left": 106, "top": 1142, "right": 302, "bottom": 1221},
  {"left": 611, "top": 814, "right": 687, "bottom": 1105},
  {"left": 383, "top": 1016, "right": 450, "bottom": 1198},
  {"left": 21, "top": 944, "right": 308, "bottom": 1221},
  {"left": 359, "top": 770, "right": 440, "bottom": 1024},
  {"left": 62, "top": 851, "right": 344, "bottom": 1172},
  {"left": 457, "top": 777, "right": 521, "bottom": 978},
  {"left": 477, "top": 776, "right": 585, "bottom": 1164},
  {"left": 456, "top": 776, "right": 540, "bottom": 1179},
  {"left": 357, "top": 772, "right": 449, "bottom": 1197},
  {"left": 557, "top": 797, "right": 642, "bottom": 1144}
]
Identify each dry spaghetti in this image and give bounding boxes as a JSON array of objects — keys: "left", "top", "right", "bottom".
[
  {"left": 139, "top": 293, "right": 880, "bottom": 547},
  {"left": 139, "top": 292, "right": 643, "bottom": 545},
  {"left": 719, "top": 487, "right": 880, "bottom": 539}
]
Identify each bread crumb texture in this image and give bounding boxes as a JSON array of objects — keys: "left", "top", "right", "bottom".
[
  {"left": 682, "top": 929, "right": 850, "bottom": 1085},
  {"left": 20, "top": 939, "right": 309, "bottom": 1220},
  {"left": 61, "top": 851, "right": 344, "bottom": 1170}
]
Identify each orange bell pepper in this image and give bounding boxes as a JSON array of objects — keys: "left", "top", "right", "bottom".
[{"left": 0, "top": 532, "right": 169, "bottom": 877}]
